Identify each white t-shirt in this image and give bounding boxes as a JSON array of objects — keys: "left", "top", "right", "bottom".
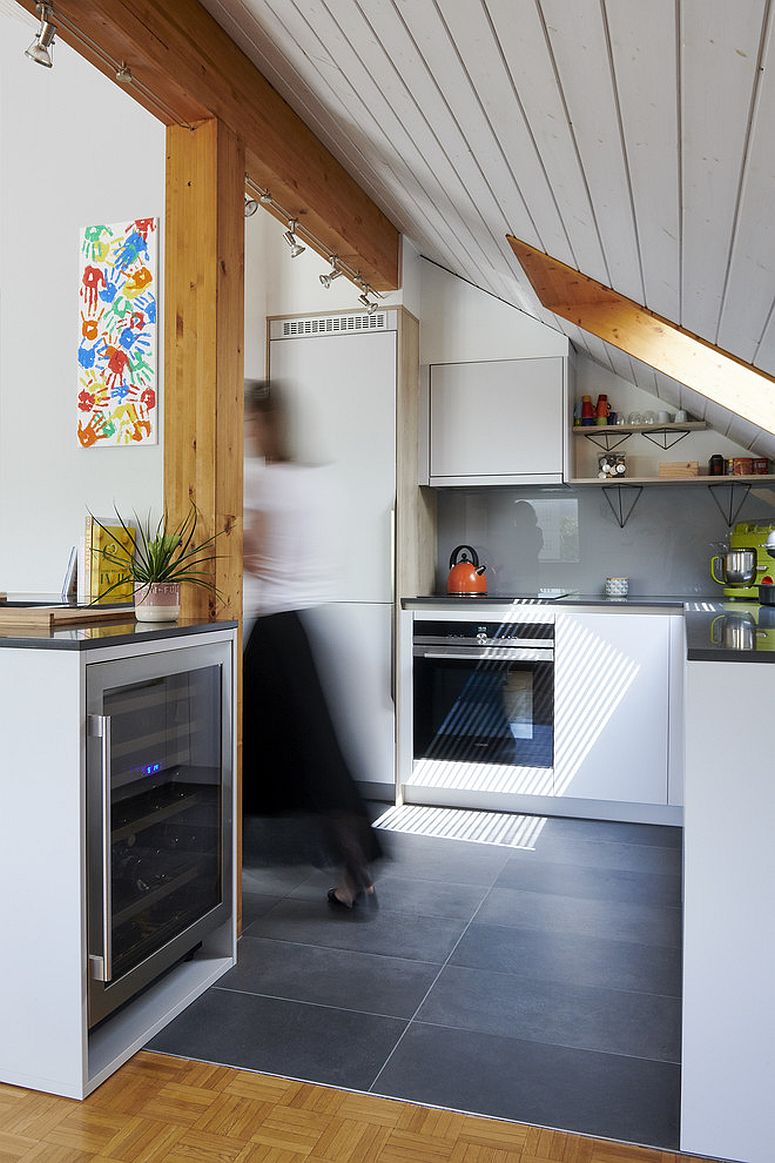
[{"left": 243, "top": 459, "right": 338, "bottom": 621}]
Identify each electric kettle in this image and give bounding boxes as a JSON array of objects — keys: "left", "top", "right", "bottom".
[{"left": 447, "top": 544, "right": 487, "bottom": 595}]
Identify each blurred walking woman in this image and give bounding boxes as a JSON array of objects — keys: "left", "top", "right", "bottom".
[{"left": 242, "top": 379, "right": 381, "bottom": 908}]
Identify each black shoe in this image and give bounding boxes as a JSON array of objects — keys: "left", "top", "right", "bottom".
[{"left": 327, "top": 887, "right": 355, "bottom": 910}]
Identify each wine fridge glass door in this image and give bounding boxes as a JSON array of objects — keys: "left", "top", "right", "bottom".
[{"left": 86, "top": 641, "right": 233, "bottom": 1027}]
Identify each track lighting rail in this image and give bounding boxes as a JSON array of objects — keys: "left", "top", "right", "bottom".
[{"left": 245, "top": 176, "right": 383, "bottom": 312}]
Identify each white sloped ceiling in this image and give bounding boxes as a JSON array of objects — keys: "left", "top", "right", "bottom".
[{"left": 200, "top": 0, "right": 775, "bottom": 452}]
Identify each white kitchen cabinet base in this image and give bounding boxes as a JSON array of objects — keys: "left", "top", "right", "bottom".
[
  {"left": 682, "top": 660, "right": 775, "bottom": 1163},
  {"left": 403, "top": 780, "right": 682, "bottom": 825}
]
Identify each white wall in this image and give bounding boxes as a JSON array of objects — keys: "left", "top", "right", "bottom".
[
  {"left": 0, "top": 8, "right": 165, "bottom": 592},
  {"left": 419, "top": 258, "right": 568, "bottom": 365}
]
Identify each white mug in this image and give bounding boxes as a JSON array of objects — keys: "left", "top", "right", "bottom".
[
  {"left": 605, "top": 576, "right": 629, "bottom": 597},
  {"left": 674, "top": 409, "right": 688, "bottom": 423},
  {"left": 657, "top": 410, "right": 671, "bottom": 424}
]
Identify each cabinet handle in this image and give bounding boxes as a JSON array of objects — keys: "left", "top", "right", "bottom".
[{"left": 88, "top": 714, "right": 113, "bottom": 982}]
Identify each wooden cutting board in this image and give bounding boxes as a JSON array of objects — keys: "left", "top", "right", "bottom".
[{"left": 0, "top": 604, "right": 133, "bottom": 629}]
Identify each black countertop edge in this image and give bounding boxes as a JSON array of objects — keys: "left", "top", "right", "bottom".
[
  {"left": 403, "top": 594, "right": 695, "bottom": 608},
  {"left": 0, "top": 618, "right": 238, "bottom": 651}
]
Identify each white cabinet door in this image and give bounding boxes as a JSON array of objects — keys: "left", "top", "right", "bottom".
[
  {"left": 302, "top": 602, "right": 395, "bottom": 788},
  {"left": 428, "top": 357, "right": 567, "bottom": 485},
  {"left": 269, "top": 331, "right": 396, "bottom": 603},
  {"left": 553, "top": 613, "right": 670, "bottom": 804}
]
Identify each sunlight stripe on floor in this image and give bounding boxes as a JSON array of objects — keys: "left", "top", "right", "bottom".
[{"left": 372, "top": 803, "right": 547, "bottom": 850}]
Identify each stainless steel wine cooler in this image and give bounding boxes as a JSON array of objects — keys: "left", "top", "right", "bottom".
[{"left": 86, "top": 640, "right": 233, "bottom": 1028}]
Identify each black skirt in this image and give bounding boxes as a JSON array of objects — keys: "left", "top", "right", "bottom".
[{"left": 242, "top": 609, "right": 382, "bottom": 868}]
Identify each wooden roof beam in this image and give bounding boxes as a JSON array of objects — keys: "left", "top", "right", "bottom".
[
  {"left": 15, "top": 0, "right": 400, "bottom": 291},
  {"left": 508, "top": 236, "right": 775, "bottom": 435}
]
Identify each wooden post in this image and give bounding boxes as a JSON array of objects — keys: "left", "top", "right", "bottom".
[
  {"left": 164, "top": 118, "right": 244, "bottom": 621},
  {"left": 164, "top": 117, "right": 245, "bottom": 925}
]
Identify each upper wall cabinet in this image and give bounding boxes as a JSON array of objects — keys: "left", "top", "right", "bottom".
[{"left": 421, "top": 356, "right": 572, "bottom": 486}]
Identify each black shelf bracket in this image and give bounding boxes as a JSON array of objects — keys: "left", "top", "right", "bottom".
[
  {"left": 602, "top": 484, "right": 644, "bottom": 528},
  {"left": 640, "top": 428, "right": 691, "bottom": 451},
  {"left": 707, "top": 481, "right": 752, "bottom": 527},
  {"left": 581, "top": 430, "right": 632, "bottom": 452}
]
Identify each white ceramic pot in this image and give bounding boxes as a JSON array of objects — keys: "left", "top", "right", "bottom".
[{"left": 134, "top": 581, "right": 180, "bottom": 622}]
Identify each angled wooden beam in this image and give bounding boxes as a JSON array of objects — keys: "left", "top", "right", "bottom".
[
  {"left": 15, "top": 0, "right": 400, "bottom": 290},
  {"left": 508, "top": 236, "right": 775, "bottom": 434}
]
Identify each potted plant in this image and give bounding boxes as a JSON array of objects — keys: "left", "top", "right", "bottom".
[{"left": 89, "top": 505, "right": 223, "bottom": 621}]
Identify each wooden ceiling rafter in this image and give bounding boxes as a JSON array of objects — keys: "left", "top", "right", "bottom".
[
  {"left": 14, "top": 0, "right": 401, "bottom": 291},
  {"left": 508, "top": 236, "right": 775, "bottom": 435}
]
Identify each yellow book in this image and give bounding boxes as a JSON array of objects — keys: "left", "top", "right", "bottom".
[{"left": 85, "top": 516, "right": 135, "bottom": 604}]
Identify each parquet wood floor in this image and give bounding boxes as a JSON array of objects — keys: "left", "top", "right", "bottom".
[{"left": 0, "top": 1053, "right": 718, "bottom": 1163}]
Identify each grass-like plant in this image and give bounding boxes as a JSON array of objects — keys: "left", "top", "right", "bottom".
[{"left": 88, "top": 504, "right": 225, "bottom": 604}]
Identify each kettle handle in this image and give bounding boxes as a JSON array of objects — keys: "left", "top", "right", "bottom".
[
  {"left": 710, "top": 555, "right": 724, "bottom": 585},
  {"left": 449, "top": 544, "right": 480, "bottom": 569}
]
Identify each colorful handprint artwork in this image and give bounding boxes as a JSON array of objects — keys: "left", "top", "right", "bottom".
[{"left": 77, "top": 218, "right": 158, "bottom": 447}]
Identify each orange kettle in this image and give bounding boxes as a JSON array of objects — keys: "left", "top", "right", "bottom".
[{"left": 447, "top": 544, "right": 487, "bottom": 595}]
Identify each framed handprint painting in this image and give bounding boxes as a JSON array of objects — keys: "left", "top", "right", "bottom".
[{"left": 77, "top": 218, "right": 158, "bottom": 447}]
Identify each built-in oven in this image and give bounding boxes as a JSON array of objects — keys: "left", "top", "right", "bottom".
[
  {"left": 85, "top": 640, "right": 233, "bottom": 1028},
  {"left": 412, "top": 617, "right": 554, "bottom": 781}
]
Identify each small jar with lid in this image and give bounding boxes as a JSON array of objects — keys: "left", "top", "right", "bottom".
[{"left": 708, "top": 454, "right": 725, "bottom": 476}]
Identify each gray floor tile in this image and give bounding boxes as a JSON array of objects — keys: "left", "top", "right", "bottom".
[
  {"left": 242, "top": 863, "right": 317, "bottom": 896},
  {"left": 495, "top": 856, "right": 682, "bottom": 906},
  {"left": 506, "top": 836, "right": 682, "bottom": 876},
  {"left": 373, "top": 1022, "right": 680, "bottom": 1149},
  {"left": 477, "top": 887, "right": 682, "bottom": 947},
  {"left": 241, "top": 892, "right": 283, "bottom": 927},
  {"left": 290, "top": 869, "right": 489, "bottom": 921},
  {"left": 221, "top": 936, "right": 438, "bottom": 1018},
  {"left": 244, "top": 898, "right": 467, "bottom": 962},
  {"left": 373, "top": 833, "right": 511, "bottom": 885},
  {"left": 541, "top": 817, "right": 682, "bottom": 849},
  {"left": 451, "top": 922, "right": 682, "bottom": 997},
  {"left": 147, "top": 987, "right": 405, "bottom": 1091},
  {"left": 417, "top": 964, "right": 681, "bottom": 1062}
]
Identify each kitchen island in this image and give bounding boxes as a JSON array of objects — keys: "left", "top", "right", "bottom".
[{"left": 0, "top": 617, "right": 237, "bottom": 1099}]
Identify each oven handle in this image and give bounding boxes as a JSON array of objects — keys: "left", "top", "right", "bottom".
[
  {"left": 415, "top": 648, "right": 554, "bottom": 662},
  {"left": 88, "top": 713, "right": 113, "bottom": 983}
]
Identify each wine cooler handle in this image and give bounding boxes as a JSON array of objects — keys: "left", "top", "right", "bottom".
[{"left": 88, "top": 714, "right": 113, "bottom": 982}]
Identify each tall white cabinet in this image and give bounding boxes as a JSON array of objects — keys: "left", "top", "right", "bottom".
[{"left": 268, "top": 309, "right": 426, "bottom": 792}]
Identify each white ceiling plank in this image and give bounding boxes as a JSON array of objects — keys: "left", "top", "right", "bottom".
[
  {"left": 440, "top": 0, "right": 577, "bottom": 266},
  {"left": 485, "top": 0, "right": 609, "bottom": 285},
  {"left": 604, "top": 0, "right": 681, "bottom": 322},
  {"left": 725, "top": 414, "right": 769, "bottom": 451},
  {"left": 343, "top": 0, "right": 538, "bottom": 291},
  {"left": 383, "top": 0, "right": 550, "bottom": 274},
  {"left": 717, "top": 6, "right": 775, "bottom": 361},
  {"left": 703, "top": 400, "right": 734, "bottom": 437},
  {"left": 600, "top": 342, "right": 637, "bottom": 387},
  {"left": 204, "top": 0, "right": 478, "bottom": 281},
  {"left": 626, "top": 356, "right": 659, "bottom": 397},
  {"left": 278, "top": 0, "right": 514, "bottom": 283},
  {"left": 653, "top": 371, "right": 682, "bottom": 410},
  {"left": 538, "top": 0, "right": 644, "bottom": 303},
  {"left": 753, "top": 300, "right": 775, "bottom": 375},
  {"left": 677, "top": 384, "right": 709, "bottom": 421},
  {"left": 680, "top": 0, "right": 768, "bottom": 340}
]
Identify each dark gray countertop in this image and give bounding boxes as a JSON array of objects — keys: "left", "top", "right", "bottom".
[
  {"left": 404, "top": 593, "right": 692, "bottom": 608},
  {"left": 404, "top": 594, "right": 775, "bottom": 663},
  {"left": 0, "top": 614, "right": 237, "bottom": 651}
]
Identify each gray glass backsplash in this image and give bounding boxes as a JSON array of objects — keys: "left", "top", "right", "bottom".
[{"left": 435, "top": 484, "right": 775, "bottom": 596}]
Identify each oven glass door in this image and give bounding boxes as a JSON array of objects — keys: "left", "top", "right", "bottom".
[{"left": 414, "top": 652, "right": 553, "bottom": 768}]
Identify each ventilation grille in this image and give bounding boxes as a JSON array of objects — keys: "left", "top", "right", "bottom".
[{"left": 280, "top": 312, "right": 389, "bottom": 338}]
